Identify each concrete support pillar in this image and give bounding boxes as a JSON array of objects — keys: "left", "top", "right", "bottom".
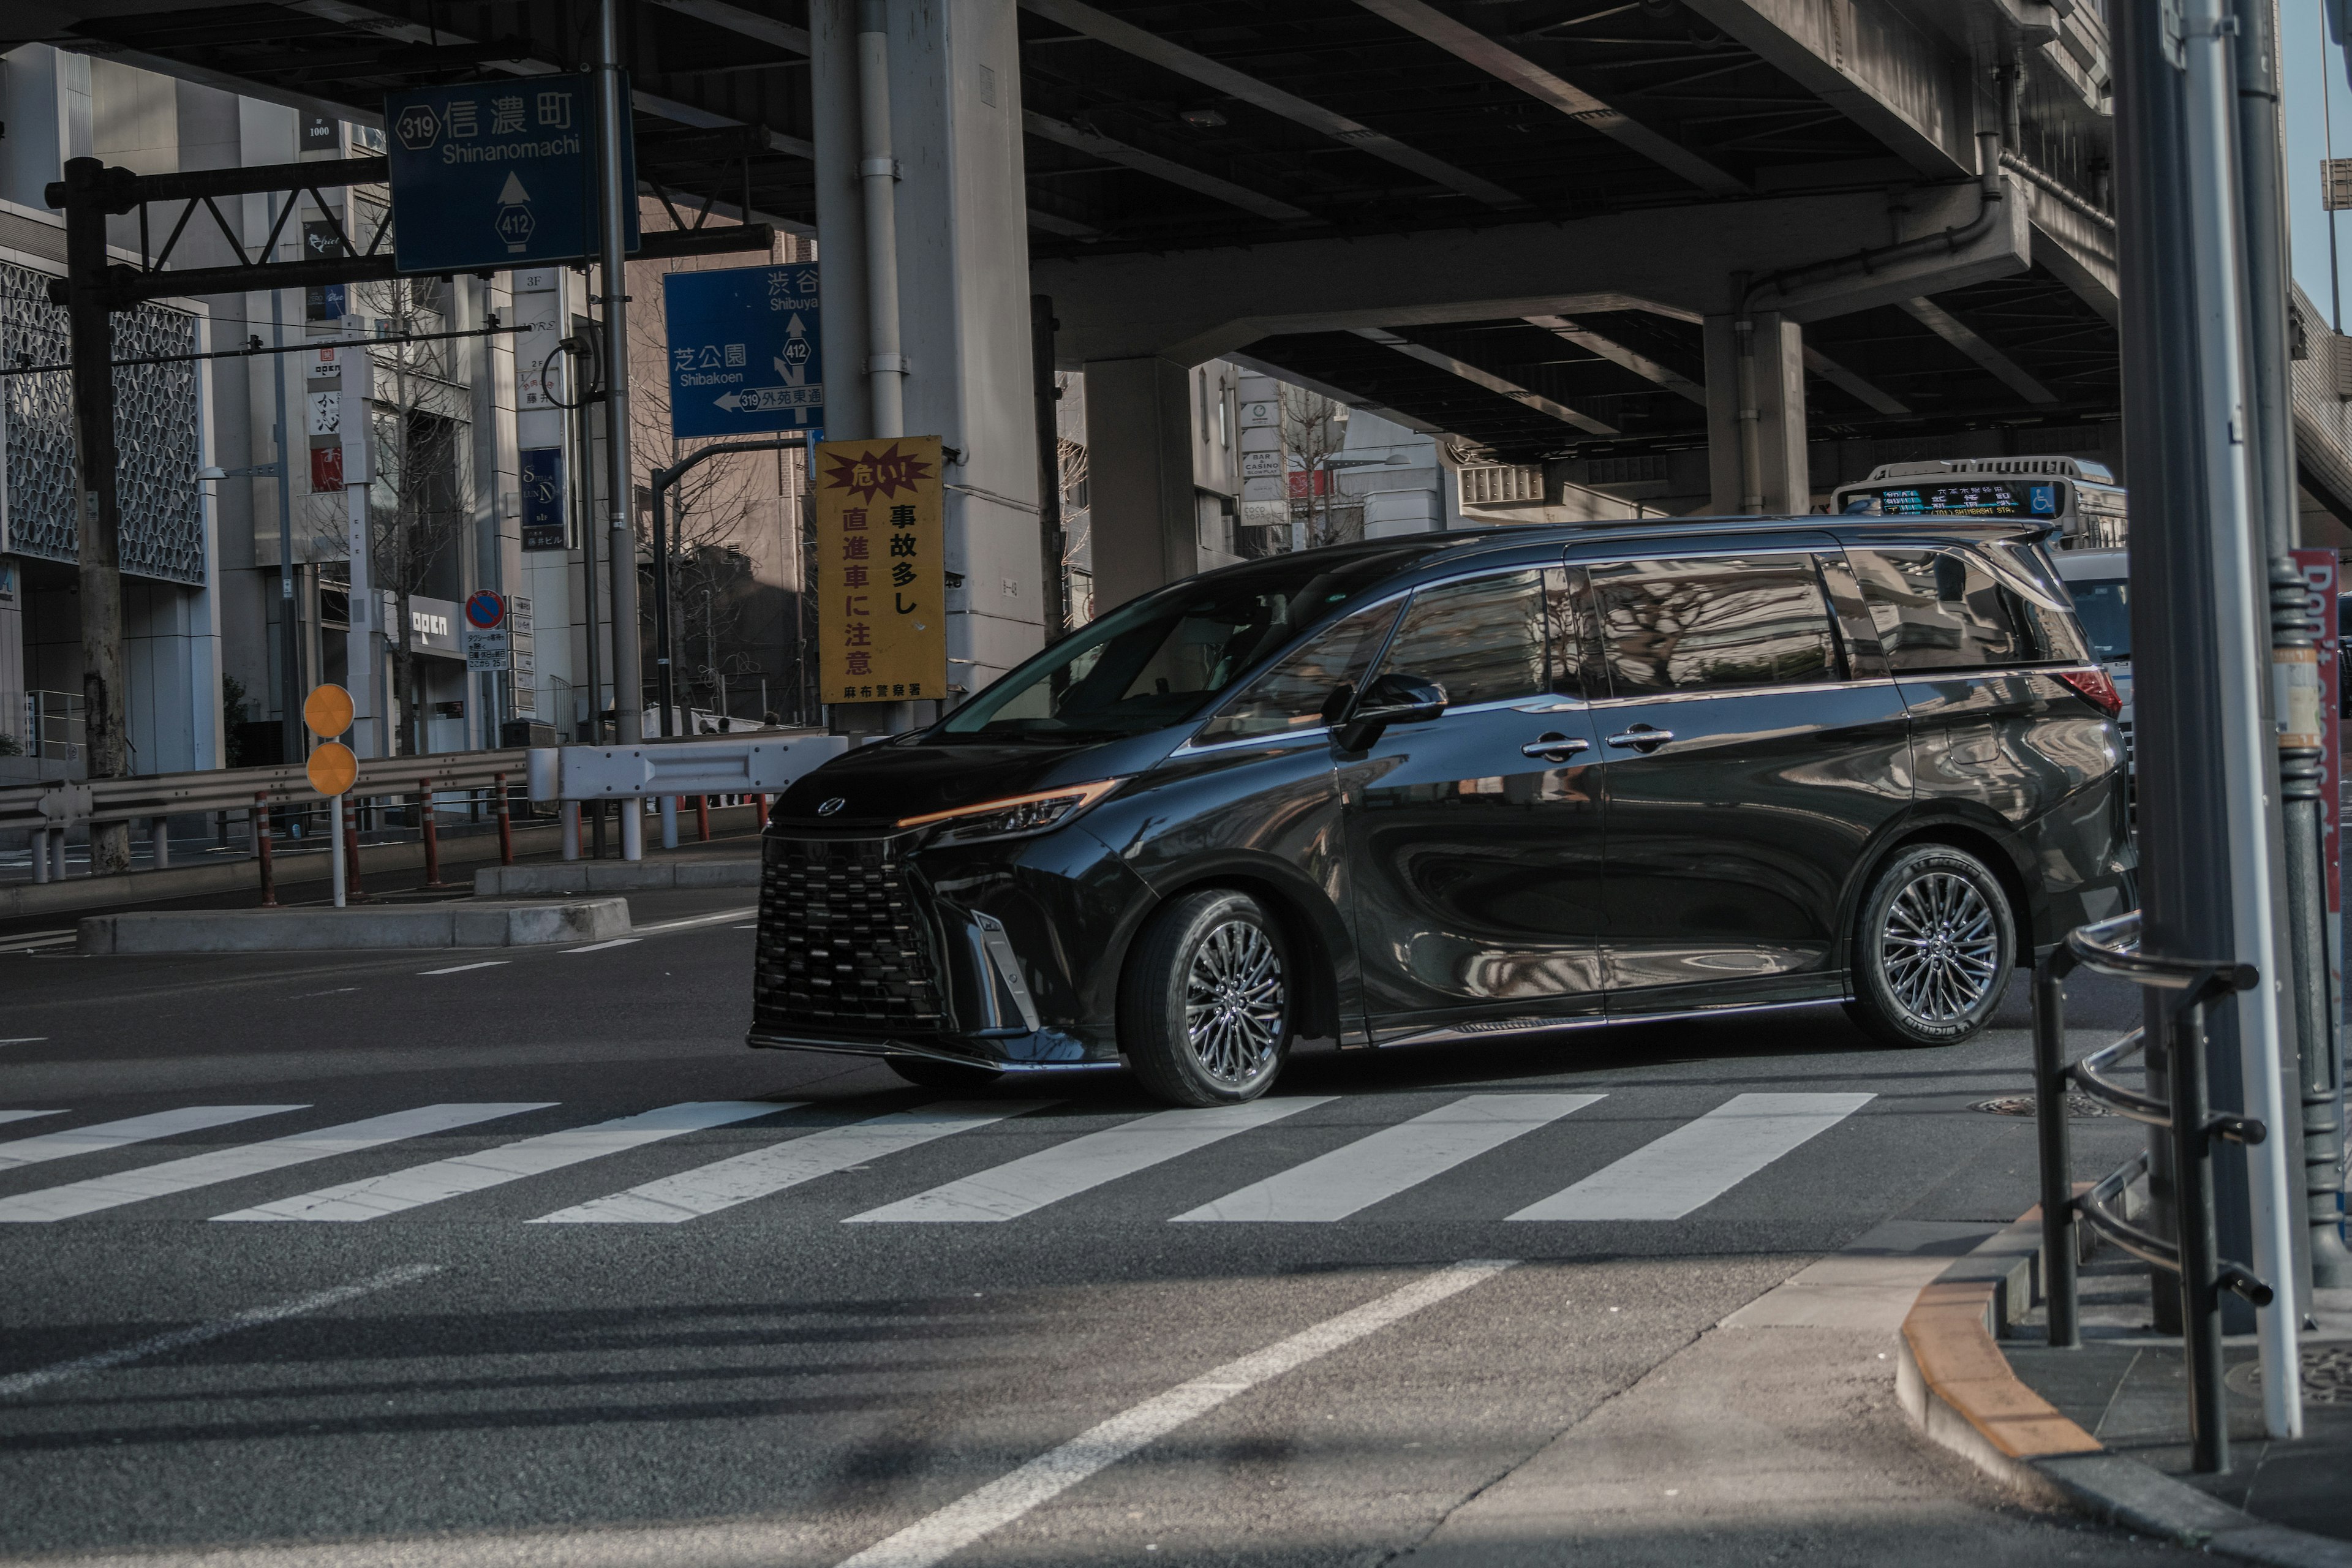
[
  {"left": 812, "top": 0, "right": 1041, "bottom": 722},
  {"left": 1703, "top": 310, "right": 1809, "bottom": 515},
  {"left": 1084, "top": 356, "right": 1198, "bottom": 611}
]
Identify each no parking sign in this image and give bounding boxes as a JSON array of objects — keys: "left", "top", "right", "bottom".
[{"left": 464, "top": 590, "right": 510, "bottom": 671}]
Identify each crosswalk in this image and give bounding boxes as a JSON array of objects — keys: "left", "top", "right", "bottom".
[{"left": 0, "top": 1090, "right": 1876, "bottom": 1229}]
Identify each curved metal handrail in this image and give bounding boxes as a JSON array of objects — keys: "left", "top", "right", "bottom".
[
  {"left": 2062, "top": 911, "right": 2258, "bottom": 994},
  {"left": 2078, "top": 1150, "right": 2180, "bottom": 1273},
  {"left": 2070, "top": 1028, "right": 2171, "bottom": 1126}
]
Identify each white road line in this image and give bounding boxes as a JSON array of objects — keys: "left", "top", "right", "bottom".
[
  {"left": 531, "top": 1101, "right": 1050, "bottom": 1224},
  {"left": 1509, "top": 1091, "right": 1875, "bottom": 1222},
  {"left": 418, "top": 960, "right": 510, "bottom": 976},
  {"left": 214, "top": 1102, "right": 791, "bottom": 1221},
  {"left": 0, "top": 1106, "right": 304, "bottom": 1174},
  {"left": 0, "top": 1264, "right": 442, "bottom": 1400},
  {"left": 3, "top": 933, "right": 75, "bottom": 951},
  {"left": 1174, "top": 1093, "right": 1605, "bottom": 1223},
  {"left": 847, "top": 1098, "right": 1334, "bottom": 1224},
  {"left": 631, "top": 907, "right": 758, "bottom": 934},
  {"left": 565, "top": 938, "right": 641, "bottom": 954},
  {"left": 0, "top": 1039, "right": 52, "bottom": 1047},
  {"left": 832, "top": 1259, "right": 1519, "bottom": 1568},
  {"left": 0, "top": 1104, "right": 551, "bottom": 1223},
  {"left": 0, "top": 1109, "right": 62, "bottom": 1126}
]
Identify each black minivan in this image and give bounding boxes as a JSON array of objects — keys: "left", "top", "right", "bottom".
[{"left": 752, "top": 518, "right": 2133, "bottom": 1107}]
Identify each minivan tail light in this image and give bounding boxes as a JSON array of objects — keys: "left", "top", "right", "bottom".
[{"left": 2054, "top": 666, "right": 2122, "bottom": 717}]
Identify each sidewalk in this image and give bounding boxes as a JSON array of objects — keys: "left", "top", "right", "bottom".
[{"left": 2005, "top": 1254, "right": 2352, "bottom": 1548}]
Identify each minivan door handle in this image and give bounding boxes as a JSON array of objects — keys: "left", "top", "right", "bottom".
[
  {"left": 1606, "top": 725, "right": 1674, "bottom": 752},
  {"left": 1521, "top": 733, "right": 1590, "bottom": 762}
]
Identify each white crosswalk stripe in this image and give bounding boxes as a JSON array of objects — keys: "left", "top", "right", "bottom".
[
  {"left": 530, "top": 1101, "right": 1051, "bottom": 1224},
  {"left": 1172, "top": 1093, "right": 1606, "bottom": 1223},
  {"left": 0, "top": 1106, "right": 303, "bottom": 1174},
  {"left": 213, "top": 1102, "right": 790, "bottom": 1222},
  {"left": 0, "top": 1104, "right": 551, "bottom": 1223},
  {"left": 0, "top": 1110, "right": 64, "bottom": 1128},
  {"left": 846, "top": 1097, "right": 1333, "bottom": 1224},
  {"left": 1509, "top": 1091, "right": 1875, "bottom": 1221}
]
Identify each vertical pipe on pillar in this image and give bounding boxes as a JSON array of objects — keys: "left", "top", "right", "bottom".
[
  {"left": 594, "top": 0, "right": 646, "bottom": 790},
  {"left": 1031, "top": 296, "right": 1068, "bottom": 641},
  {"left": 858, "top": 0, "right": 906, "bottom": 437},
  {"left": 58, "top": 159, "right": 132, "bottom": 875},
  {"left": 2183, "top": 0, "right": 2301, "bottom": 1439}
]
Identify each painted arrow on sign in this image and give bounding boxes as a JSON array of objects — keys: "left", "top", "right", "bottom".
[{"left": 715, "top": 386, "right": 823, "bottom": 412}]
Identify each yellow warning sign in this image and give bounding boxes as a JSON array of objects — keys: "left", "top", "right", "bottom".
[{"left": 813, "top": 435, "right": 946, "bottom": 704}]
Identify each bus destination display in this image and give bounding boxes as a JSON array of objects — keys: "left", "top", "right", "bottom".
[{"left": 1841, "top": 480, "right": 2060, "bottom": 518}]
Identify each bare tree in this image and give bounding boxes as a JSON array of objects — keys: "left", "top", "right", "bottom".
[
  {"left": 1280, "top": 386, "right": 1354, "bottom": 549},
  {"left": 350, "top": 268, "right": 473, "bottom": 756}
]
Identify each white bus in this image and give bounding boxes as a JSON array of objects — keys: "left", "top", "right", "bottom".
[{"left": 1830, "top": 456, "right": 2127, "bottom": 551}]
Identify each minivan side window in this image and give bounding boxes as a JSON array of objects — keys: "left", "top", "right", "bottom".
[
  {"left": 1850, "top": 546, "right": 2083, "bottom": 670},
  {"left": 1588, "top": 556, "right": 1839, "bottom": 698},
  {"left": 1372, "top": 569, "right": 1550, "bottom": 708},
  {"left": 1194, "top": 599, "right": 1403, "bottom": 744}
]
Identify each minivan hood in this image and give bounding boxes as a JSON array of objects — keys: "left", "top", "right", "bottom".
[{"left": 774, "top": 729, "right": 1186, "bottom": 828}]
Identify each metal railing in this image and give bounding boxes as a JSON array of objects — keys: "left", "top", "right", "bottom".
[
  {"left": 0, "top": 691, "right": 85, "bottom": 762},
  {"left": 2035, "top": 910, "right": 2274, "bottom": 1473}
]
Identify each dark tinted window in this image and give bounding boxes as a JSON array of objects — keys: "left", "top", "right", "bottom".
[
  {"left": 1850, "top": 545, "right": 2084, "bottom": 671},
  {"left": 1374, "top": 569, "right": 1549, "bottom": 708},
  {"left": 1589, "top": 556, "right": 1838, "bottom": 696},
  {"left": 2065, "top": 578, "right": 2128, "bottom": 662},
  {"left": 1196, "top": 599, "right": 1402, "bottom": 744}
]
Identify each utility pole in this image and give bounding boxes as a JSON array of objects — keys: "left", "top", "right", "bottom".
[
  {"left": 595, "top": 0, "right": 644, "bottom": 862},
  {"left": 58, "top": 157, "right": 133, "bottom": 874},
  {"left": 266, "top": 198, "right": 303, "bottom": 771}
]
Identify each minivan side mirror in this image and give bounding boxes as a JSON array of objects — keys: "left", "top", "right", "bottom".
[{"left": 1334, "top": 672, "right": 1447, "bottom": 752}]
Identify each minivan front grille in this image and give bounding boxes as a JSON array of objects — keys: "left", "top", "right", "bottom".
[{"left": 756, "top": 835, "right": 943, "bottom": 1034}]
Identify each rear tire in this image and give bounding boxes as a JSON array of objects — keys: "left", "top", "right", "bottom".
[
  {"left": 1844, "top": 843, "right": 2015, "bottom": 1048},
  {"left": 885, "top": 1057, "right": 1004, "bottom": 1091},
  {"left": 1120, "top": 889, "right": 1293, "bottom": 1107}
]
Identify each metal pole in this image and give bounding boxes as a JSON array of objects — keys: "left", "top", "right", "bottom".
[
  {"left": 330, "top": 793, "right": 347, "bottom": 910},
  {"left": 1031, "top": 295, "right": 1068, "bottom": 641},
  {"left": 857, "top": 0, "right": 905, "bottom": 437},
  {"left": 2185, "top": 0, "right": 2302, "bottom": 1438},
  {"left": 652, "top": 466, "right": 676, "bottom": 737},
  {"left": 572, "top": 341, "right": 603, "bottom": 752},
  {"left": 2035, "top": 952, "right": 2082, "bottom": 1349},
  {"left": 596, "top": 0, "right": 647, "bottom": 858},
  {"left": 267, "top": 196, "right": 303, "bottom": 769},
  {"left": 2172, "top": 995, "right": 2231, "bottom": 1474},
  {"left": 58, "top": 158, "right": 132, "bottom": 875},
  {"left": 255, "top": 794, "right": 277, "bottom": 908}
]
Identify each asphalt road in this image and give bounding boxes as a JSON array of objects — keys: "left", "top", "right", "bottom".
[{"left": 0, "top": 897, "right": 2193, "bottom": 1566}]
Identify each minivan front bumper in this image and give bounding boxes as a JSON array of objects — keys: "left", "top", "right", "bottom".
[{"left": 744, "top": 823, "right": 1155, "bottom": 1071}]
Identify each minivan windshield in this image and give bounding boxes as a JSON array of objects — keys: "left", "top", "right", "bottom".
[
  {"left": 938, "top": 548, "right": 1441, "bottom": 741},
  {"left": 2066, "top": 579, "right": 2129, "bottom": 663}
]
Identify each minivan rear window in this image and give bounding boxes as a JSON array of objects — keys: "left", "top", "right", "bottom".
[
  {"left": 1850, "top": 545, "right": 2088, "bottom": 671},
  {"left": 1588, "top": 556, "right": 1839, "bottom": 697}
]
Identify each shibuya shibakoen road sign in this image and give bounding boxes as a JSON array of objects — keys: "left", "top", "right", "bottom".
[
  {"left": 815, "top": 437, "right": 944, "bottom": 704},
  {"left": 663, "top": 264, "right": 821, "bottom": 440},
  {"left": 383, "top": 72, "right": 639, "bottom": 274}
]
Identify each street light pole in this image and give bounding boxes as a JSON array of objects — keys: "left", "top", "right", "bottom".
[{"left": 595, "top": 0, "right": 645, "bottom": 862}]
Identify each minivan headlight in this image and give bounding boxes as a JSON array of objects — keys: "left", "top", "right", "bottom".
[{"left": 897, "top": 778, "right": 1123, "bottom": 843}]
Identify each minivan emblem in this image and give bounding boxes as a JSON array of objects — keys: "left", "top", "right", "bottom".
[{"left": 817, "top": 797, "right": 846, "bottom": 816}]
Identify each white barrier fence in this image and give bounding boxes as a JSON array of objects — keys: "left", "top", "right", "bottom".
[{"left": 528, "top": 732, "right": 849, "bottom": 859}]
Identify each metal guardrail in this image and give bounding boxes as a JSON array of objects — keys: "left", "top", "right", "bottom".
[
  {"left": 2035, "top": 910, "right": 2273, "bottom": 1474},
  {"left": 0, "top": 747, "right": 535, "bottom": 835}
]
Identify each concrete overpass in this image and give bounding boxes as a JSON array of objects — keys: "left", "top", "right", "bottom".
[{"left": 0, "top": 0, "right": 2253, "bottom": 701}]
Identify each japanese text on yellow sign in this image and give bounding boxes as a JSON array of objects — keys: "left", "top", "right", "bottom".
[{"left": 815, "top": 435, "right": 946, "bottom": 703}]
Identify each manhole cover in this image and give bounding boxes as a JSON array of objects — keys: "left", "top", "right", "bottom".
[
  {"left": 1970, "top": 1093, "right": 2116, "bottom": 1118},
  {"left": 2225, "top": 1344, "right": 2352, "bottom": 1405}
]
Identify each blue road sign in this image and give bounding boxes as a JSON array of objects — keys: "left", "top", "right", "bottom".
[
  {"left": 519, "top": 448, "right": 567, "bottom": 551},
  {"left": 383, "top": 73, "right": 638, "bottom": 274},
  {"left": 663, "top": 264, "right": 821, "bottom": 440}
]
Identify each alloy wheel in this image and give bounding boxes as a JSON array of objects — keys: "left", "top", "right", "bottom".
[
  {"left": 1183, "top": 919, "right": 1285, "bottom": 1088},
  {"left": 1880, "top": 870, "right": 2001, "bottom": 1025}
]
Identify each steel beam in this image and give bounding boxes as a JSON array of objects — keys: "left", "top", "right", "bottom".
[
  {"left": 1523, "top": 315, "right": 1706, "bottom": 405},
  {"left": 1801, "top": 346, "right": 1910, "bottom": 415},
  {"left": 1348, "top": 0, "right": 1748, "bottom": 197},
  {"left": 1352, "top": 328, "right": 1618, "bottom": 435},
  {"left": 645, "top": 0, "right": 810, "bottom": 55},
  {"left": 1017, "top": 0, "right": 1525, "bottom": 209},
  {"left": 1679, "top": 0, "right": 1978, "bottom": 178},
  {"left": 1024, "top": 111, "right": 1313, "bottom": 224},
  {"left": 1897, "top": 297, "right": 2057, "bottom": 404}
]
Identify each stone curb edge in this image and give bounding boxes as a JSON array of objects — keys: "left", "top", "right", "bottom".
[{"left": 1894, "top": 1206, "right": 2352, "bottom": 1567}]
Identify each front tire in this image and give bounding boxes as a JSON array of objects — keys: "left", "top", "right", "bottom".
[
  {"left": 1120, "top": 889, "right": 1293, "bottom": 1107},
  {"left": 1844, "top": 843, "right": 2015, "bottom": 1048}
]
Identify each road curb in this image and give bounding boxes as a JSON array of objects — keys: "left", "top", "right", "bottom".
[
  {"left": 472, "top": 859, "right": 759, "bottom": 896},
  {"left": 75, "top": 898, "right": 630, "bottom": 953},
  {"left": 1896, "top": 1207, "right": 2352, "bottom": 1566}
]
